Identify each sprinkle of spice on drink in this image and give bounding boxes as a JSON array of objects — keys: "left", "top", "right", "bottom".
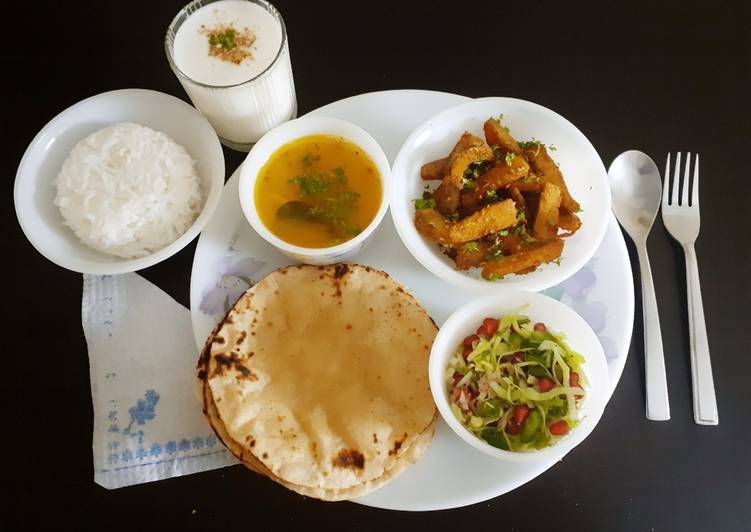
[{"left": 199, "top": 23, "right": 256, "bottom": 65}]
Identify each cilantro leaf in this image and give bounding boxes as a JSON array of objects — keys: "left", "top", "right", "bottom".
[
  {"left": 463, "top": 242, "right": 480, "bottom": 253},
  {"left": 289, "top": 173, "right": 328, "bottom": 196},
  {"left": 302, "top": 153, "right": 320, "bottom": 167},
  {"left": 414, "top": 198, "right": 436, "bottom": 210},
  {"left": 332, "top": 167, "right": 346, "bottom": 181}
]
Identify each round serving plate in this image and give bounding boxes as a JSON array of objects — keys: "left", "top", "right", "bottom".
[{"left": 189, "top": 90, "right": 634, "bottom": 511}]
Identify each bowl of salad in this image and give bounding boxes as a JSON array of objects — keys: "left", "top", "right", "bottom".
[{"left": 429, "top": 291, "right": 610, "bottom": 461}]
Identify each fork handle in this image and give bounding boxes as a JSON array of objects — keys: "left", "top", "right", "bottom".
[
  {"left": 683, "top": 243, "right": 719, "bottom": 425},
  {"left": 636, "top": 243, "right": 671, "bottom": 421}
]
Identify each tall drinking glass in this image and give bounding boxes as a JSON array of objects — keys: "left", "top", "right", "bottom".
[{"left": 165, "top": 0, "right": 297, "bottom": 151}]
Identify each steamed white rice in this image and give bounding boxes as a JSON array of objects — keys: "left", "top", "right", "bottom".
[{"left": 55, "top": 122, "right": 203, "bottom": 259}]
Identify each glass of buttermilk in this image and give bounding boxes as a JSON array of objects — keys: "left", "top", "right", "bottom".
[{"left": 166, "top": 0, "right": 297, "bottom": 151}]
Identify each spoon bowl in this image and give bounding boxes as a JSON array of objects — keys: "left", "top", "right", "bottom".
[{"left": 608, "top": 150, "right": 662, "bottom": 241}]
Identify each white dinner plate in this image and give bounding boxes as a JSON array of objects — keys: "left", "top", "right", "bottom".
[{"left": 189, "top": 90, "right": 634, "bottom": 511}]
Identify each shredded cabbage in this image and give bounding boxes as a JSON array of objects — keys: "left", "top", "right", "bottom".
[{"left": 446, "top": 313, "right": 587, "bottom": 452}]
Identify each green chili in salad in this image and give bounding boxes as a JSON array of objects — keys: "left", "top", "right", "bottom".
[{"left": 446, "top": 313, "right": 587, "bottom": 452}]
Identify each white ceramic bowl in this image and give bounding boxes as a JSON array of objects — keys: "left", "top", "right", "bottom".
[
  {"left": 391, "top": 97, "right": 611, "bottom": 292},
  {"left": 239, "top": 116, "right": 391, "bottom": 265},
  {"left": 429, "top": 291, "right": 610, "bottom": 462},
  {"left": 14, "top": 89, "right": 225, "bottom": 274}
]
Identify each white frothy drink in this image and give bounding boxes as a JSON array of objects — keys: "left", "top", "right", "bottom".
[{"left": 169, "top": 0, "right": 296, "bottom": 149}]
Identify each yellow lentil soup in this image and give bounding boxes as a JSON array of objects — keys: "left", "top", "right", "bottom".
[{"left": 254, "top": 135, "right": 382, "bottom": 248}]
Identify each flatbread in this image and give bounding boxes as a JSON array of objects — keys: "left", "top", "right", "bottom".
[
  {"left": 202, "top": 376, "right": 436, "bottom": 501},
  {"left": 197, "top": 264, "right": 438, "bottom": 499}
]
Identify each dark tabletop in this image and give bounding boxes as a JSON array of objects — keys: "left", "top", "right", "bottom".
[{"left": 4, "top": 1, "right": 750, "bottom": 530}]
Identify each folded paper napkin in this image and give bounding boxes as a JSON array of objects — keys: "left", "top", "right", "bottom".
[{"left": 83, "top": 273, "right": 237, "bottom": 489}]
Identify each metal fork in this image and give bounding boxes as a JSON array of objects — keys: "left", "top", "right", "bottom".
[{"left": 662, "top": 153, "right": 718, "bottom": 425}]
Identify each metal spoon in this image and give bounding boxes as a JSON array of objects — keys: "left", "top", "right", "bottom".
[{"left": 608, "top": 151, "right": 670, "bottom": 421}]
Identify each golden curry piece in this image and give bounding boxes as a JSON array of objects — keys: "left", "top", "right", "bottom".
[{"left": 413, "top": 117, "right": 581, "bottom": 280}]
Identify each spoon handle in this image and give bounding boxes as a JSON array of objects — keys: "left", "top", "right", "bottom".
[{"left": 636, "top": 243, "right": 670, "bottom": 420}]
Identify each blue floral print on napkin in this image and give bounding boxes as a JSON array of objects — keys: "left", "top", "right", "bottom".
[
  {"left": 123, "top": 389, "right": 160, "bottom": 436},
  {"left": 102, "top": 390, "right": 223, "bottom": 468},
  {"left": 105, "top": 433, "right": 220, "bottom": 466}
]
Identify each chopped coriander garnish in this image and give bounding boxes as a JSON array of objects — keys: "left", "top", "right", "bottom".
[
  {"left": 486, "top": 247, "right": 504, "bottom": 260},
  {"left": 505, "top": 152, "right": 516, "bottom": 167},
  {"left": 209, "top": 28, "right": 237, "bottom": 50},
  {"left": 486, "top": 189, "right": 498, "bottom": 199},
  {"left": 281, "top": 167, "right": 361, "bottom": 239},
  {"left": 497, "top": 113, "right": 505, "bottom": 121},
  {"left": 448, "top": 211, "right": 460, "bottom": 221},
  {"left": 553, "top": 258, "right": 562, "bottom": 266},
  {"left": 463, "top": 242, "right": 480, "bottom": 253},
  {"left": 289, "top": 173, "right": 328, "bottom": 196},
  {"left": 519, "top": 139, "right": 543, "bottom": 156},
  {"left": 498, "top": 229, "right": 509, "bottom": 236},
  {"left": 414, "top": 198, "right": 437, "bottom": 210},
  {"left": 332, "top": 167, "right": 347, "bottom": 182},
  {"left": 302, "top": 153, "right": 320, "bottom": 167},
  {"left": 486, "top": 272, "right": 504, "bottom": 281},
  {"left": 507, "top": 221, "right": 536, "bottom": 243},
  {"left": 462, "top": 160, "right": 492, "bottom": 190},
  {"left": 202, "top": 24, "right": 255, "bottom": 64},
  {"left": 548, "top": 145, "right": 558, "bottom": 151},
  {"left": 518, "top": 138, "right": 541, "bottom": 149},
  {"left": 516, "top": 211, "right": 527, "bottom": 224}
]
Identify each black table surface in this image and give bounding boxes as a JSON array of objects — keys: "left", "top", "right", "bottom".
[{"left": 4, "top": 1, "right": 750, "bottom": 530}]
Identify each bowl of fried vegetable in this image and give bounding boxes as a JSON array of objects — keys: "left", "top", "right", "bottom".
[{"left": 391, "top": 97, "right": 610, "bottom": 292}]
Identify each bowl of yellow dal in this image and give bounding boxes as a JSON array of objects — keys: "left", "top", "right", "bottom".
[{"left": 239, "top": 116, "right": 391, "bottom": 265}]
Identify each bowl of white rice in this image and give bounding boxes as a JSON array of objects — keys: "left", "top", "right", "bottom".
[{"left": 14, "top": 89, "right": 225, "bottom": 274}]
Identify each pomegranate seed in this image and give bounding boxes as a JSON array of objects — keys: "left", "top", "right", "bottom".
[
  {"left": 482, "top": 317, "right": 500, "bottom": 336},
  {"left": 549, "top": 420, "right": 569, "bottom": 436},
  {"left": 463, "top": 334, "right": 479, "bottom": 348},
  {"left": 537, "top": 377, "right": 554, "bottom": 392}
]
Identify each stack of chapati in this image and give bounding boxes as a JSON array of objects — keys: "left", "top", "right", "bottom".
[{"left": 197, "top": 264, "right": 438, "bottom": 500}]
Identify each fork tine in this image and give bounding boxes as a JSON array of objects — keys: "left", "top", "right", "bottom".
[
  {"left": 663, "top": 153, "right": 671, "bottom": 204},
  {"left": 692, "top": 153, "right": 699, "bottom": 207},
  {"left": 682, "top": 152, "right": 692, "bottom": 205},
  {"left": 671, "top": 152, "right": 682, "bottom": 205}
]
